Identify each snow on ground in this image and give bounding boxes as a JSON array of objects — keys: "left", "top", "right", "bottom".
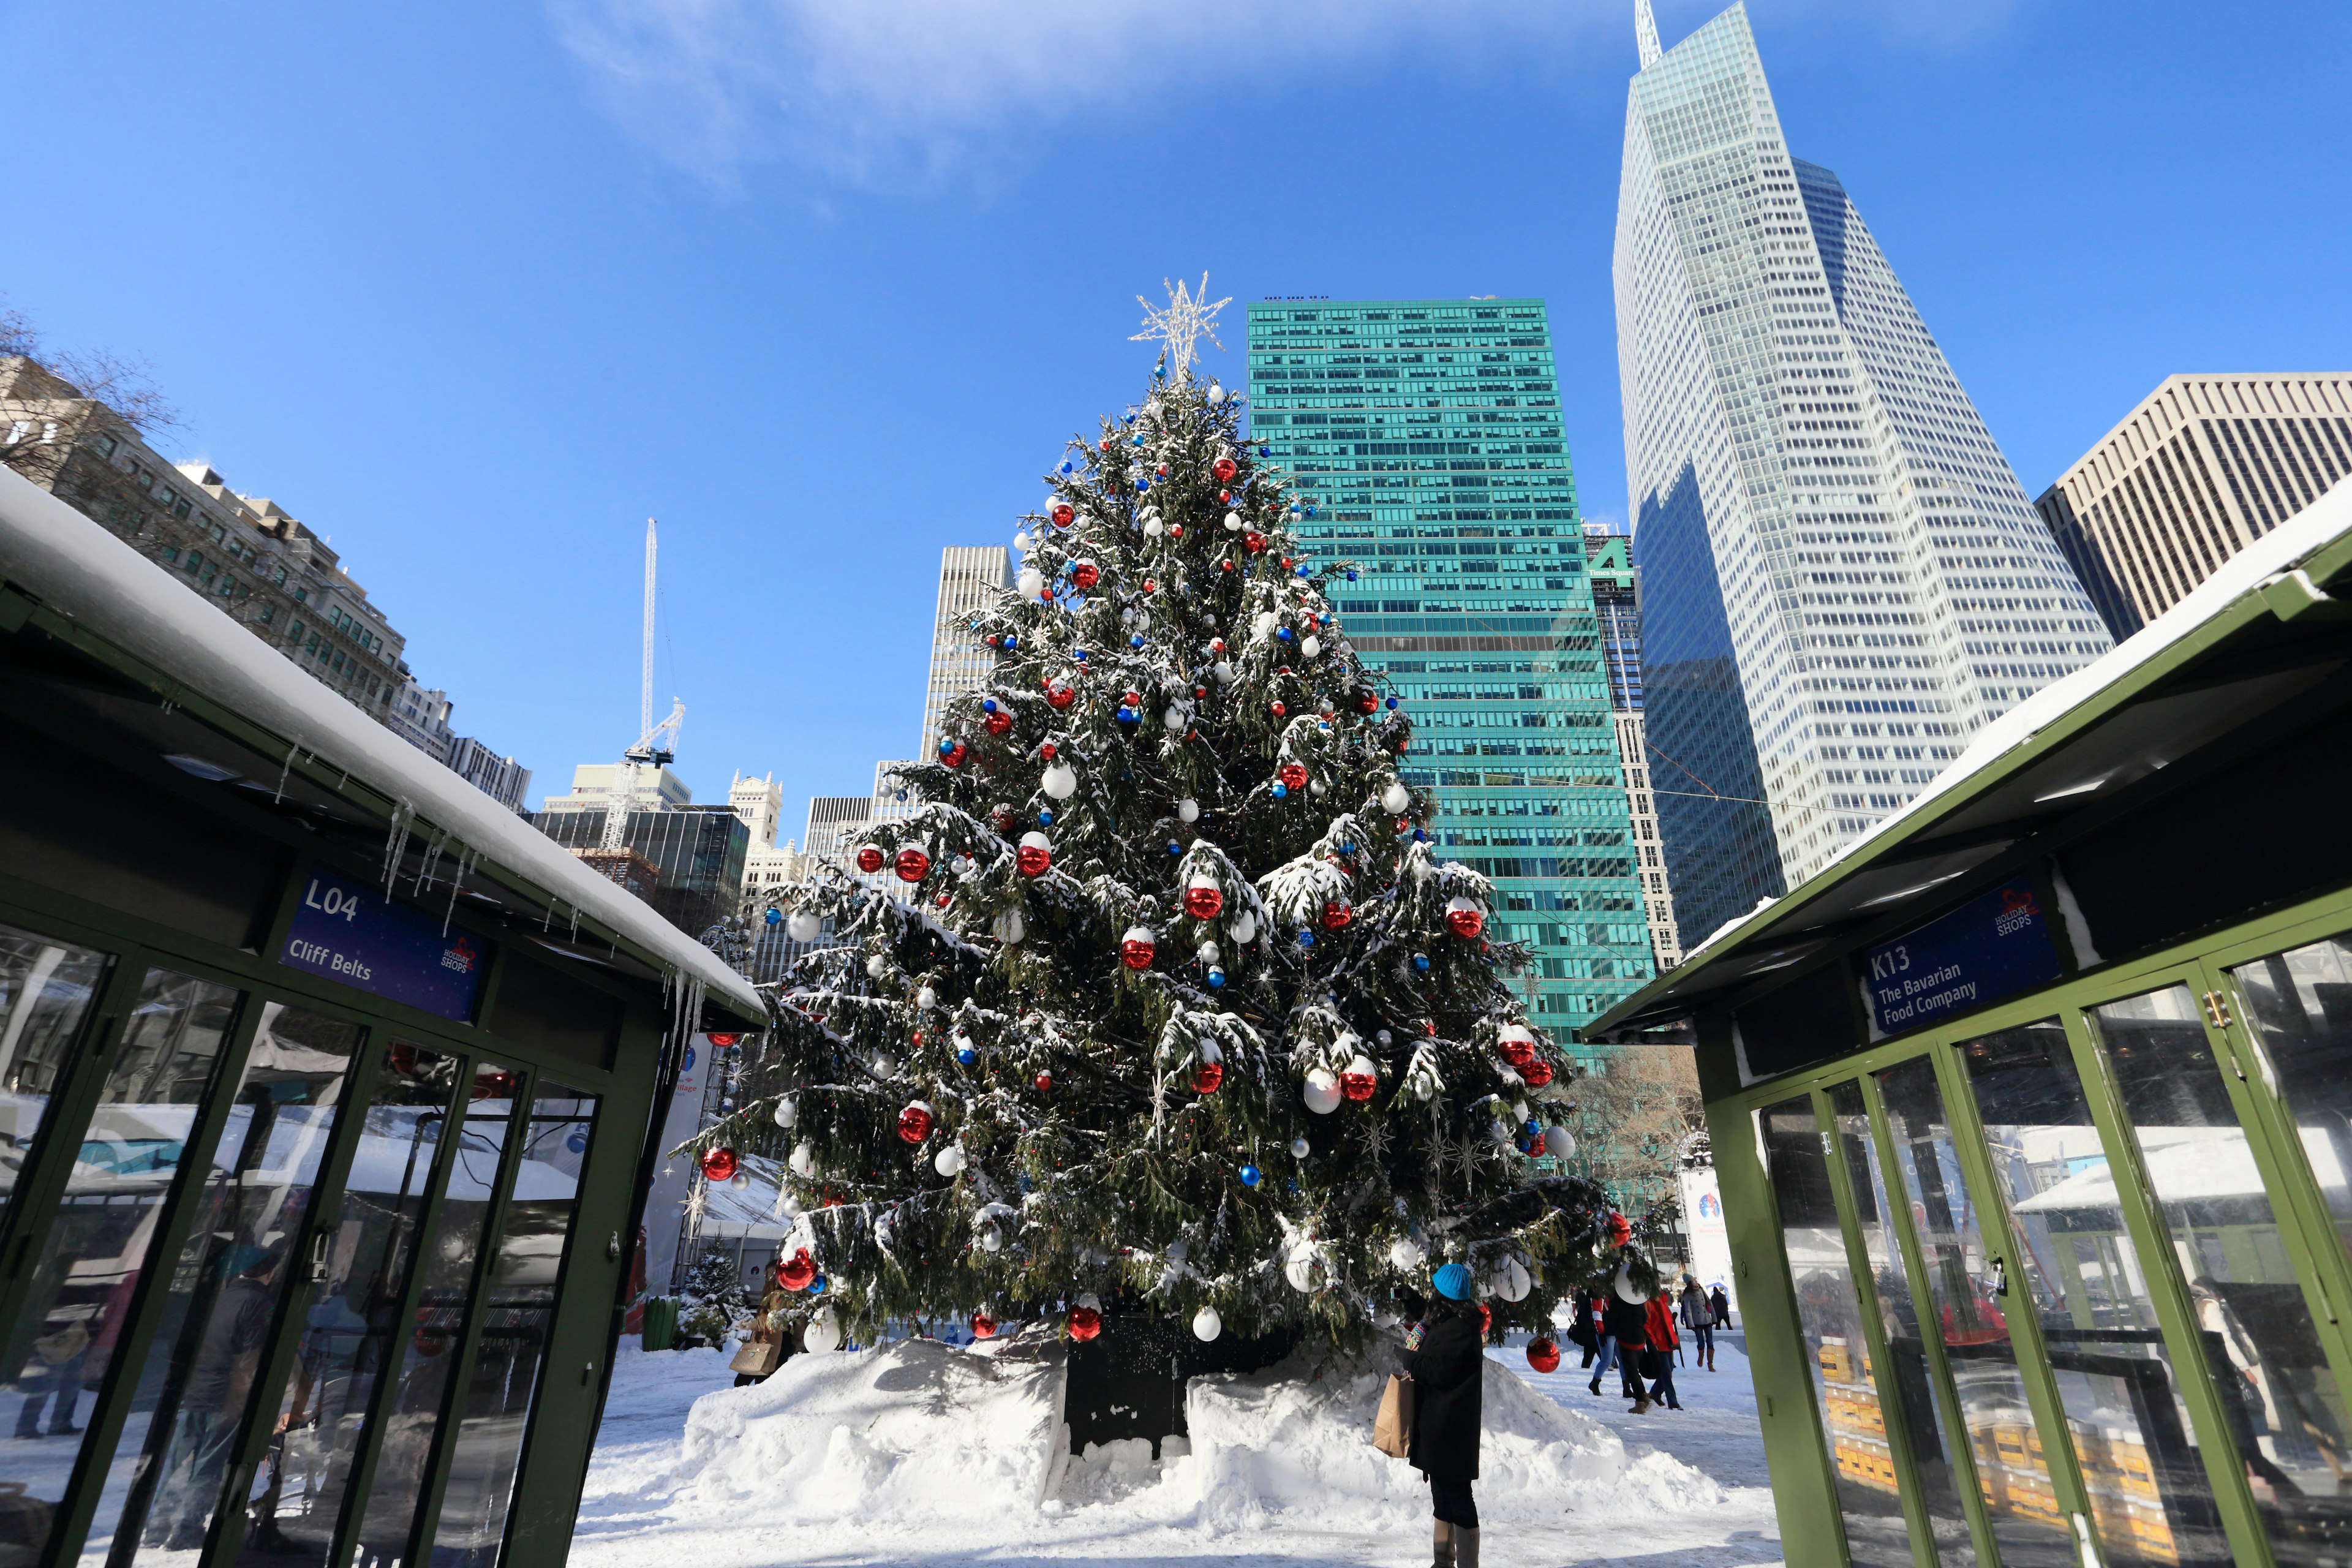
[{"left": 575, "top": 1329, "right": 1782, "bottom": 1567}]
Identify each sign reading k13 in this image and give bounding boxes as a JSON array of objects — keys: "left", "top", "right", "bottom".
[
  {"left": 281, "top": 867, "right": 488, "bottom": 1022},
  {"left": 1863, "top": 874, "right": 2060, "bottom": 1038}
]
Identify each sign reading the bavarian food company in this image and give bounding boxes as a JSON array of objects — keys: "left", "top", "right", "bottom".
[
  {"left": 1862, "top": 874, "right": 2062, "bottom": 1037},
  {"left": 281, "top": 867, "right": 487, "bottom": 1022}
]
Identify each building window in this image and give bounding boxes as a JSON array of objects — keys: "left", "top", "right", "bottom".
[
  {"left": 186, "top": 551, "right": 205, "bottom": 575},
  {"left": 4, "top": 420, "right": 28, "bottom": 446},
  {"left": 293, "top": 587, "right": 307, "bottom": 603}
]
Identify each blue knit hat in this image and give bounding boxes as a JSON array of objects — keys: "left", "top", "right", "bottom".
[{"left": 1431, "top": 1263, "right": 1473, "bottom": 1301}]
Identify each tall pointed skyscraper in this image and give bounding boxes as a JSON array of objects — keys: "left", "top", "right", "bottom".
[{"left": 1613, "top": 2, "right": 2112, "bottom": 948}]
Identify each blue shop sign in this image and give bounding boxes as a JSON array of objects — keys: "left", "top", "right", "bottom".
[
  {"left": 1863, "top": 874, "right": 2062, "bottom": 1038},
  {"left": 281, "top": 869, "right": 488, "bottom": 1022}
]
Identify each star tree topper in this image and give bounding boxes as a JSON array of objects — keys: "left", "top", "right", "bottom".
[{"left": 1133, "top": 273, "right": 1231, "bottom": 382}]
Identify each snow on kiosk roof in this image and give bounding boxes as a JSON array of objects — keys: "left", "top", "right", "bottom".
[
  {"left": 0, "top": 465, "right": 761, "bottom": 1021},
  {"left": 1588, "top": 471, "right": 2352, "bottom": 1074}
]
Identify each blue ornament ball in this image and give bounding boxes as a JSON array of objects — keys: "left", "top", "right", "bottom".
[
  {"left": 1346, "top": 570, "right": 1359, "bottom": 582},
  {"left": 1239, "top": 1164, "right": 1262, "bottom": 1188},
  {"left": 1340, "top": 841, "right": 1355, "bottom": 854},
  {"left": 1385, "top": 696, "right": 1399, "bottom": 710},
  {"left": 1295, "top": 564, "right": 1310, "bottom": 578},
  {"left": 1413, "top": 829, "right": 1428, "bottom": 843},
  {"left": 1124, "top": 412, "right": 1137, "bottom": 426},
  {"left": 1059, "top": 459, "right": 1075, "bottom": 475},
  {"left": 983, "top": 698, "right": 998, "bottom": 714},
  {"left": 1005, "top": 634, "right": 1019, "bottom": 652},
  {"left": 937, "top": 738, "right": 955, "bottom": 756},
  {"left": 1117, "top": 707, "right": 1140, "bottom": 725},
  {"left": 1129, "top": 635, "right": 1145, "bottom": 649},
  {"left": 809, "top": 1275, "right": 829, "bottom": 1295},
  {"left": 1037, "top": 809, "right": 1054, "bottom": 826},
  {"left": 1207, "top": 967, "right": 1227, "bottom": 989},
  {"left": 1136, "top": 478, "right": 1150, "bottom": 493},
  {"left": 1305, "top": 505, "right": 1317, "bottom": 517},
  {"left": 764, "top": 907, "right": 782, "bottom": 926},
  {"left": 1271, "top": 782, "right": 1288, "bottom": 799},
  {"left": 1297, "top": 930, "right": 1316, "bottom": 949},
  {"left": 1167, "top": 840, "right": 1183, "bottom": 856},
  {"left": 1074, "top": 647, "right": 1089, "bottom": 661},
  {"left": 956, "top": 1046, "right": 977, "bottom": 1067},
  {"left": 1275, "top": 626, "right": 1292, "bottom": 642},
  {"left": 1413, "top": 952, "right": 1431, "bottom": 971}
]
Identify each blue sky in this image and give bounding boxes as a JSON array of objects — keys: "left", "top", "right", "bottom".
[{"left": 4, "top": 0, "right": 2345, "bottom": 834}]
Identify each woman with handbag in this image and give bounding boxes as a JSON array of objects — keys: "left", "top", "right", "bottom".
[
  {"left": 1402, "top": 1263, "right": 1485, "bottom": 1568},
  {"left": 731, "top": 1282, "right": 794, "bottom": 1386},
  {"left": 1642, "top": 1289, "right": 1684, "bottom": 1411}
]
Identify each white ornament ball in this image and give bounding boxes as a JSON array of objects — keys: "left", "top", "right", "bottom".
[
  {"left": 1207, "top": 383, "right": 1226, "bottom": 405},
  {"left": 1177, "top": 797, "right": 1200, "bottom": 823},
  {"left": 1164, "top": 707, "right": 1185, "bottom": 731},
  {"left": 1013, "top": 530, "right": 1030, "bottom": 551},
  {"left": 1214, "top": 660, "right": 1234, "bottom": 683},
  {"left": 790, "top": 1142, "right": 817, "bottom": 1177},
  {"left": 1290, "top": 1137, "right": 1311, "bottom": 1158},
  {"left": 1017, "top": 567, "right": 1045, "bottom": 597},
  {"left": 802, "top": 1306, "right": 844, "bottom": 1353},
  {"left": 935, "top": 1145, "right": 966, "bottom": 1177},
  {"left": 1303, "top": 1069, "right": 1343, "bottom": 1115},
  {"left": 1545, "top": 1126, "right": 1577, "bottom": 1159},
  {"left": 786, "top": 909, "right": 821, "bottom": 943},
  {"left": 1302, "top": 637, "right": 1321, "bottom": 659},
  {"left": 1193, "top": 1305, "right": 1223, "bottom": 1341},
  {"left": 979, "top": 1223, "right": 1005, "bottom": 1253},
  {"left": 1284, "top": 1240, "right": 1329, "bottom": 1294},
  {"left": 1254, "top": 611, "right": 1278, "bottom": 639},
  {"left": 1231, "top": 910, "right": 1258, "bottom": 944},
  {"left": 1309, "top": 780, "right": 1326, "bottom": 797},
  {"left": 1389, "top": 1236, "right": 1427, "bottom": 1270},
  {"left": 1196, "top": 940, "right": 1221, "bottom": 967},
  {"left": 992, "top": 908, "right": 1025, "bottom": 945},
  {"left": 865, "top": 954, "right": 886, "bottom": 979},
  {"left": 1145, "top": 518, "right": 1164, "bottom": 538},
  {"left": 774, "top": 1095, "right": 798, "bottom": 1129},
  {"left": 1492, "top": 1258, "right": 1532, "bottom": 1303},
  {"left": 1042, "top": 761, "right": 1078, "bottom": 799},
  {"left": 1613, "top": 1261, "right": 1652, "bottom": 1305},
  {"left": 1381, "top": 782, "right": 1411, "bottom": 814},
  {"left": 1224, "top": 511, "right": 1242, "bottom": 531}
]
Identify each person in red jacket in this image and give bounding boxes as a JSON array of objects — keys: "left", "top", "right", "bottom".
[{"left": 1642, "top": 1291, "right": 1684, "bottom": 1411}]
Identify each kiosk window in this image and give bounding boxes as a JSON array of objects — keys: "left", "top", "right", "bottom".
[
  {"left": 0, "top": 919, "right": 110, "bottom": 1225},
  {"left": 0, "top": 968, "right": 237, "bottom": 1568},
  {"left": 1876, "top": 1055, "right": 2071, "bottom": 1568},
  {"left": 1956, "top": 1017, "right": 2228, "bottom": 1567},
  {"left": 2232, "top": 933, "right": 2352, "bottom": 1275},
  {"left": 86, "top": 1002, "right": 363, "bottom": 1568},
  {"left": 2089, "top": 984, "right": 2352, "bottom": 1564}
]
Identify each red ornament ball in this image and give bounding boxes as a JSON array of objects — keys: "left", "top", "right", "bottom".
[
  {"left": 1445, "top": 900, "right": 1485, "bottom": 939},
  {"left": 699, "top": 1147, "right": 739, "bottom": 1183},
  {"left": 1068, "top": 1306, "right": 1102, "bottom": 1342},
  {"left": 990, "top": 805, "right": 1017, "bottom": 832},
  {"left": 1340, "top": 1066, "right": 1378, "bottom": 1102},
  {"left": 1244, "top": 531, "right": 1265, "bottom": 554},
  {"left": 1120, "top": 930, "right": 1156, "bottom": 970},
  {"left": 896, "top": 1102, "right": 934, "bottom": 1144},
  {"left": 1046, "top": 681, "right": 1076, "bottom": 711},
  {"left": 1359, "top": 695, "right": 1378, "bottom": 714},
  {"left": 1321, "top": 900, "right": 1353, "bottom": 930},
  {"left": 1050, "top": 499, "right": 1076, "bottom": 527},
  {"left": 776, "top": 1250, "right": 816, "bottom": 1292},
  {"left": 1183, "top": 881, "right": 1224, "bottom": 921},
  {"left": 1169, "top": 524, "right": 1183, "bottom": 540},
  {"left": 1071, "top": 560, "right": 1099, "bottom": 590},
  {"left": 1478, "top": 1303, "right": 1493, "bottom": 1334},
  {"left": 894, "top": 847, "right": 932, "bottom": 883},
  {"left": 1121, "top": 689, "right": 1143, "bottom": 710},
  {"left": 1605, "top": 1211, "right": 1632, "bottom": 1248},
  {"left": 1034, "top": 1071, "right": 1054, "bottom": 1095},
  {"left": 856, "top": 846, "right": 885, "bottom": 874},
  {"left": 1278, "top": 762, "right": 1308, "bottom": 790},
  {"left": 1041, "top": 742, "right": 1058, "bottom": 760},
  {"left": 941, "top": 742, "right": 967, "bottom": 768},
  {"left": 1499, "top": 1037, "right": 1537, "bottom": 1071},
  {"left": 1143, "top": 579, "right": 1156, "bottom": 594},
  {"left": 1193, "top": 1061, "right": 1224, "bottom": 1095},
  {"left": 985, "top": 710, "right": 1014, "bottom": 737},
  {"left": 1221, "top": 559, "right": 1235, "bottom": 573},
  {"left": 935, "top": 892, "right": 952, "bottom": 909},
  {"left": 1270, "top": 701, "right": 1286, "bottom": 718},
  {"left": 1523, "top": 1057, "right": 1555, "bottom": 1088},
  {"left": 1527, "top": 1338, "right": 1561, "bottom": 1374},
  {"left": 1212, "top": 455, "right": 1237, "bottom": 482},
  {"left": 1016, "top": 833, "right": 1052, "bottom": 878},
  {"left": 971, "top": 1311, "right": 998, "bottom": 1340},
  {"left": 1211, "top": 639, "right": 1226, "bottom": 654}
]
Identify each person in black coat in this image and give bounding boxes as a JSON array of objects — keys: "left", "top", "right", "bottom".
[
  {"left": 1402, "top": 1262, "right": 1484, "bottom": 1568},
  {"left": 1597, "top": 1287, "right": 1651, "bottom": 1405}
]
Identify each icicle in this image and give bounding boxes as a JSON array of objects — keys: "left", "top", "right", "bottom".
[
  {"left": 274, "top": 740, "right": 300, "bottom": 804},
  {"left": 413, "top": 827, "right": 448, "bottom": 895},
  {"left": 380, "top": 800, "right": 417, "bottom": 900},
  {"left": 442, "top": 846, "right": 479, "bottom": 936}
]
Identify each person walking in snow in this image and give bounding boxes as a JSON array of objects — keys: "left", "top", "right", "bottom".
[
  {"left": 1566, "top": 1287, "right": 1599, "bottom": 1368},
  {"left": 1711, "top": 1282, "right": 1731, "bottom": 1329},
  {"left": 1679, "top": 1274, "right": 1716, "bottom": 1372},
  {"left": 1643, "top": 1289, "right": 1684, "bottom": 1411},
  {"left": 1593, "top": 1286, "right": 1650, "bottom": 1408},
  {"left": 1403, "top": 1262, "right": 1485, "bottom": 1568}
]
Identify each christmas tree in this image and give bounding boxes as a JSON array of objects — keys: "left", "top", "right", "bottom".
[{"left": 698, "top": 290, "right": 1652, "bottom": 1349}]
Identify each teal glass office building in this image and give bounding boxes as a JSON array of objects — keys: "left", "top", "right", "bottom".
[{"left": 1245, "top": 298, "right": 1653, "bottom": 1045}]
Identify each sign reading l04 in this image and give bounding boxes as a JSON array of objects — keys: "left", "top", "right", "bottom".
[
  {"left": 1863, "top": 874, "right": 2060, "bottom": 1038},
  {"left": 281, "top": 868, "right": 488, "bottom": 1023}
]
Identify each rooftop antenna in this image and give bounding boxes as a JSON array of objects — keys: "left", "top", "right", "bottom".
[
  {"left": 641, "top": 517, "right": 656, "bottom": 741},
  {"left": 1636, "top": 0, "right": 1662, "bottom": 67},
  {"left": 605, "top": 518, "right": 684, "bottom": 851}
]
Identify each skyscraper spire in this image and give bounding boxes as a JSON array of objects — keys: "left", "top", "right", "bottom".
[{"left": 1635, "top": 0, "right": 1662, "bottom": 67}]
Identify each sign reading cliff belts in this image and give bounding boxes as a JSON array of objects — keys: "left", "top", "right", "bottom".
[{"left": 281, "top": 867, "right": 488, "bottom": 1022}]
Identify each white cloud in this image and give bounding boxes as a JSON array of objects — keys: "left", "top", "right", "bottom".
[
  {"left": 548, "top": 0, "right": 2025, "bottom": 187},
  {"left": 548, "top": 0, "right": 1600, "bottom": 186}
]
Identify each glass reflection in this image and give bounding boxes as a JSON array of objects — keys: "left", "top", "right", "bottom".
[
  {"left": 1877, "top": 1054, "right": 2075, "bottom": 1568},
  {"left": 1828, "top": 1079, "right": 1978, "bottom": 1567},
  {"left": 1957, "top": 1017, "right": 2228, "bottom": 1566},
  {"left": 236, "top": 1042, "right": 467, "bottom": 1568},
  {"left": 1760, "top": 1093, "right": 1914, "bottom": 1568},
  {"left": 2091, "top": 984, "right": 2352, "bottom": 1567},
  {"left": 0, "top": 919, "right": 111, "bottom": 1224},
  {"left": 349, "top": 1063, "right": 516, "bottom": 1568},
  {"left": 2233, "top": 934, "right": 2352, "bottom": 1281},
  {"left": 0, "top": 968, "right": 238, "bottom": 1568},
  {"left": 75, "top": 1004, "right": 364, "bottom": 1568},
  {"left": 428, "top": 1080, "right": 598, "bottom": 1568}
]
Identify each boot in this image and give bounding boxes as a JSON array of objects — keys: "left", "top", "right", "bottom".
[
  {"left": 1431, "top": 1520, "right": 1454, "bottom": 1567},
  {"left": 1588, "top": 1375, "right": 1602, "bottom": 1396},
  {"left": 1632, "top": 1395, "right": 1653, "bottom": 1414},
  {"left": 1456, "top": 1527, "right": 1480, "bottom": 1568}
]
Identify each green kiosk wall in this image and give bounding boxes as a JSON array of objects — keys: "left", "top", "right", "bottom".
[
  {"left": 1592, "top": 484, "right": 2352, "bottom": 1568},
  {"left": 0, "top": 473, "right": 762, "bottom": 1568}
]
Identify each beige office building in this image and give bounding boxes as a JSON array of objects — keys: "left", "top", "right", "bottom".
[
  {"left": 2035, "top": 374, "right": 2352, "bottom": 639},
  {"left": 921, "top": 546, "right": 1014, "bottom": 759}
]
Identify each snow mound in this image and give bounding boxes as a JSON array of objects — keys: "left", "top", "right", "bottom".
[
  {"left": 1177, "top": 1342, "right": 1724, "bottom": 1531},
  {"left": 669, "top": 1333, "right": 1067, "bottom": 1523}
]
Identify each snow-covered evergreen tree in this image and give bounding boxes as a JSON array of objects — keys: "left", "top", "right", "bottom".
[{"left": 697, "top": 321, "right": 1654, "bottom": 1345}]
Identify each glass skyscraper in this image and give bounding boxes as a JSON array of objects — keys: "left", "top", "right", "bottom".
[
  {"left": 1615, "top": 2, "right": 2113, "bottom": 950},
  {"left": 1246, "top": 298, "right": 1654, "bottom": 1046}
]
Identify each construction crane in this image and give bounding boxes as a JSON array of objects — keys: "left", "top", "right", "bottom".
[{"left": 601, "top": 518, "right": 685, "bottom": 853}]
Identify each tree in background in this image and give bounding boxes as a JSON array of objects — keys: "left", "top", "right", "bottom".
[{"left": 701, "top": 309, "right": 1659, "bottom": 1349}]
